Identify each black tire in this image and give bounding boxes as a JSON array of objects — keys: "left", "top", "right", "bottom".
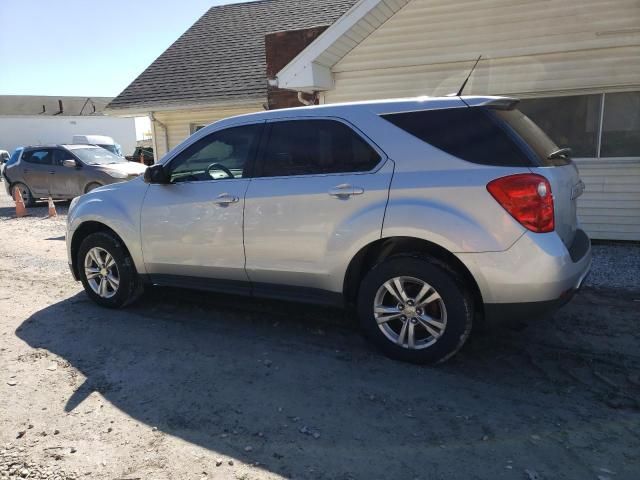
[
  {"left": 85, "top": 182, "right": 102, "bottom": 194},
  {"left": 77, "top": 231, "right": 142, "bottom": 308},
  {"left": 12, "top": 182, "right": 35, "bottom": 207},
  {"left": 357, "top": 255, "right": 473, "bottom": 364}
]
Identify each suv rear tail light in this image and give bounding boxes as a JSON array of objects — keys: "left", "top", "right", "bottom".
[{"left": 487, "top": 174, "right": 554, "bottom": 233}]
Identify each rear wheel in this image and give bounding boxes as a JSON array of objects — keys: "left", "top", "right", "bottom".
[
  {"left": 12, "top": 183, "right": 35, "bottom": 207},
  {"left": 357, "top": 255, "right": 473, "bottom": 364},
  {"left": 78, "top": 232, "right": 141, "bottom": 308}
]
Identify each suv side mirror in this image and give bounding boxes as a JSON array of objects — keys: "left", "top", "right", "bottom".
[
  {"left": 62, "top": 159, "right": 77, "bottom": 168},
  {"left": 144, "top": 164, "right": 169, "bottom": 184}
]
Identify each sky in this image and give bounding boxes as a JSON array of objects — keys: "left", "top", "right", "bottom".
[{"left": 0, "top": 0, "right": 254, "bottom": 97}]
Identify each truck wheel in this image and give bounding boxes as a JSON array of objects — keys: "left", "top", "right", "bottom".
[{"left": 357, "top": 255, "right": 473, "bottom": 364}]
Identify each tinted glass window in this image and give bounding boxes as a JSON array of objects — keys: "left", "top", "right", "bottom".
[
  {"left": 260, "top": 120, "right": 380, "bottom": 177},
  {"left": 7, "top": 148, "right": 22, "bottom": 166},
  {"left": 53, "top": 149, "right": 72, "bottom": 165},
  {"left": 22, "top": 149, "right": 54, "bottom": 165},
  {"left": 601, "top": 91, "right": 640, "bottom": 157},
  {"left": 169, "top": 124, "right": 262, "bottom": 183},
  {"left": 381, "top": 108, "right": 531, "bottom": 167},
  {"left": 493, "top": 109, "right": 569, "bottom": 166}
]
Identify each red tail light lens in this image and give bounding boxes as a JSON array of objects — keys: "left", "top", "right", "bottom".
[{"left": 487, "top": 174, "right": 554, "bottom": 233}]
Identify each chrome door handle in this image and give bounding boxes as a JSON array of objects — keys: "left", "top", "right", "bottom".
[
  {"left": 328, "top": 184, "right": 364, "bottom": 198},
  {"left": 213, "top": 193, "right": 239, "bottom": 205}
]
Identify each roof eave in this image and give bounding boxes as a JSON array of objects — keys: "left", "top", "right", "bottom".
[
  {"left": 276, "top": 0, "right": 410, "bottom": 92},
  {"left": 104, "top": 97, "right": 267, "bottom": 116}
]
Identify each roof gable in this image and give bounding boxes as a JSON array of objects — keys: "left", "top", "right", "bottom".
[
  {"left": 108, "top": 0, "right": 357, "bottom": 112},
  {"left": 276, "top": 0, "right": 410, "bottom": 92}
]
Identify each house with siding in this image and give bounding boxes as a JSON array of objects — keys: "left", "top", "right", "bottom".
[
  {"left": 276, "top": 0, "right": 640, "bottom": 241},
  {"left": 106, "top": 0, "right": 357, "bottom": 158},
  {"left": 109, "top": 0, "right": 639, "bottom": 241}
]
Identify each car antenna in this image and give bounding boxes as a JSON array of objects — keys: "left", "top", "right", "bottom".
[{"left": 455, "top": 55, "right": 482, "bottom": 97}]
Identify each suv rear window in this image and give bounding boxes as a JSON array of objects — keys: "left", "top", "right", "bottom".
[
  {"left": 493, "top": 109, "right": 569, "bottom": 166},
  {"left": 381, "top": 107, "right": 539, "bottom": 167}
]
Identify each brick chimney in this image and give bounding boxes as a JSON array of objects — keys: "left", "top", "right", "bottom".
[{"left": 265, "top": 26, "right": 328, "bottom": 110}]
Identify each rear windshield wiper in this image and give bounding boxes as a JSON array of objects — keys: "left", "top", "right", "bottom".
[{"left": 548, "top": 147, "right": 572, "bottom": 160}]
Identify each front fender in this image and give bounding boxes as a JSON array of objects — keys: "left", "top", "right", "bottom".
[{"left": 67, "top": 179, "right": 148, "bottom": 275}]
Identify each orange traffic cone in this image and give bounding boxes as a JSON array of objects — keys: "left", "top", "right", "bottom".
[
  {"left": 47, "top": 195, "right": 57, "bottom": 218},
  {"left": 13, "top": 187, "right": 27, "bottom": 218}
]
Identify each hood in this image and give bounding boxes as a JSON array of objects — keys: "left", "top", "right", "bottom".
[{"left": 99, "top": 162, "right": 147, "bottom": 176}]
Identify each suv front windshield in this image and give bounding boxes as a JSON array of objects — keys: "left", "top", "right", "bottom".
[
  {"left": 98, "top": 144, "right": 123, "bottom": 156},
  {"left": 71, "top": 147, "right": 127, "bottom": 165}
]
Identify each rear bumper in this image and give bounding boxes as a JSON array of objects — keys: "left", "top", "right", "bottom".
[{"left": 458, "top": 228, "right": 591, "bottom": 321}]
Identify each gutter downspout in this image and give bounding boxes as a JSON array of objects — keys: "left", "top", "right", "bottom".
[
  {"left": 150, "top": 112, "right": 169, "bottom": 155},
  {"left": 297, "top": 91, "right": 318, "bottom": 106}
]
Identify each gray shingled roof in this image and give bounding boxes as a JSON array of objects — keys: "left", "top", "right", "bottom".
[{"left": 108, "top": 0, "right": 357, "bottom": 111}]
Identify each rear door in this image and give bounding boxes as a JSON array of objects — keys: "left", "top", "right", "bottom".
[
  {"left": 20, "top": 149, "right": 54, "bottom": 195},
  {"left": 244, "top": 118, "right": 393, "bottom": 297}
]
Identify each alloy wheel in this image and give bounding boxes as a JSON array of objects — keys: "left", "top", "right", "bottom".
[
  {"left": 84, "top": 247, "right": 120, "bottom": 299},
  {"left": 373, "top": 276, "right": 447, "bottom": 350}
]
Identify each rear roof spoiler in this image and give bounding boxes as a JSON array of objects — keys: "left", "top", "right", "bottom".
[{"left": 461, "top": 97, "right": 520, "bottom": 110}]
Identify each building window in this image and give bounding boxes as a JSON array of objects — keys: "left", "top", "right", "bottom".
[
  {"left": 518, "top": 95, "right": 601, "bottom": 158},
  {"left": 518, "top": 92, "right": 640, "bottom": 160},
  {"left": 601, "top": 92, "right": 640, "bottom": 158},
  {"left": 190, "top": 124, "right": 206, "bottom": 135}
]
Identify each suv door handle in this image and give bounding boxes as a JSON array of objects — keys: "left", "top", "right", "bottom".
[
  {"left": 328, "top": 184, "right": 364, "bottom": 198},
  {"left": 213, "top": 193, "right": 239, "bottom": 205}
]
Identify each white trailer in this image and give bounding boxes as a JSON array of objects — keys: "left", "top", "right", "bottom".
[{"left": 0, "top": 115, "right": 136, "bottom": 156}]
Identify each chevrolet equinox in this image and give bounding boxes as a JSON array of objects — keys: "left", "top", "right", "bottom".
[{"left": 66, "top": 96, "right": 592, "bottom": 364}]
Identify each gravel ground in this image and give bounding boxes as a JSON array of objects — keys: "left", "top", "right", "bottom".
[
  {"left": 586, "top": 243, "right": 640, "bottom": 291},
  {"left": 0, "top": 190, "right": 639, "bottom": 480}
]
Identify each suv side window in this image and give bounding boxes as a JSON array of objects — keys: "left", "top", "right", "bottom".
[
  {"left": 259, "top": 119, "right": 380, "bottom": 178},
  {"left": 381, "top": 107, "right": 532, "bottom": 167},
  {"left": 52, "top": 149, "right": 73, "bottom": 165},
  {"left": 22, "top": 149, "right": 54, "bottom": 165},
  {"left": 169, "top": 124, "right": 262, "bottom": 183}
]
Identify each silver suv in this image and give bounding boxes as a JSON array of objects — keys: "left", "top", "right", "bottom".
[
  {"left": 66, "top": 96, "right": 591, "bottom": 364},
  {"left": 2, "top": 145, "right": 146, "bottom": 205}
]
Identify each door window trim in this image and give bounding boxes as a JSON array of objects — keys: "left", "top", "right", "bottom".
[
  {"left": 162, "top": 121, "right": 266, "bottom": 185},
  {"left": 22, "top": 148, "right": 55, "bottom": 166},
  {"left": 253, "top": 116, "right": 388, "bottom": 180}
]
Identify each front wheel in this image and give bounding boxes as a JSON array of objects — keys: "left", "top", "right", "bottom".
[
  {"left": 357, "top": 255, "right": 473, "bottom": 364},
  {"left": 77, "top": 232, "right": 142, "bottom": 308}
]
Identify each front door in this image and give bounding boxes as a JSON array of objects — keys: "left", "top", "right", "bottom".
[
  {"left": 140, "top": 123, "right": 263, "bottom": 294},
  {"left": 49, "top": 149, "right": 82, "bottom": 197},
  {"left": 21, "top": 148, "right": 54, "bottom": 195},
  {"left": 244, "top": 118, "right": 393, "bottom": 297}
]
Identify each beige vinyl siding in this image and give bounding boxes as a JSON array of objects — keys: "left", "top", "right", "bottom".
[
  {"left": 152, "top": 105, "right": 263, "bottom": 158},
  {"left": 324, "top": 0, "right": 640, "bottom": 103},
  {"left": 576, "top": 159, "right": 640, "bottom": 241},
  {"left": 322, "top": 0, "right": 640, "bottom": 241}
]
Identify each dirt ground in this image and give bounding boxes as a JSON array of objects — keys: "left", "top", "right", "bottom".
[{"left": 1, "top": 191, "right": 639, "bottom": 480}]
